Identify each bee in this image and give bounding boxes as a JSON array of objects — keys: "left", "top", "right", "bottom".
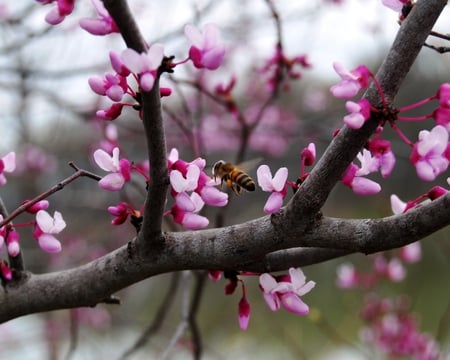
[{"left": 212, "top": 160, "right": 257, "bottom": 195}]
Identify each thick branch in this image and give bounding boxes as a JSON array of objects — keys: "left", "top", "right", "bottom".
[{"left": 1, "top": 192, "right": 449, "bottom": 323}]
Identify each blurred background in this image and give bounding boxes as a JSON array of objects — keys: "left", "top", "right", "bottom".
[{"left": 0, "top": 0, "right": 449, "bottom": 359}]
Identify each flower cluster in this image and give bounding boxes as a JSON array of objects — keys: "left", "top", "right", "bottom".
[
  {"left": 331, "top": 61, "right": 450, "bottom": 192},
  {"left": 211, "top": 268, "right": 315, "bottom": 331},
  {"left": 93, "top": 147, "right": 132, "bottom": 191},
  {"left": 0, "top": 152, "right": 16, "bottom": 186},
  {"left": 360, "top": 295, "right": 442, "bottom": 360},
  {"left": 167, "top": 149, "right": 228, "bottom": 229}
]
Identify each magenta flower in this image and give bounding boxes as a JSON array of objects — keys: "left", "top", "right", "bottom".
[
  {"left": 79, "top": 0, "right": 119, "bottom": 35},
  {"left": 88, "top": 73, "right": 128, "bottom": 102},
  {"left": 410, "top": 125, "right": 450, "bottom": 181},
  {"left": 343, "top": 99, "right": 371, "bottom": 129},
  {"left": 6, "top": 231, "right": 20, "bottom": 257},
  {"left": 259, "top": 268, "right": 315, "bottom": 315},
  {"left": 238, "top": 293, "right": 251, "bottom": 331},
  {"left": 38, "top": 0, "right": 75, "bottom": 25},
  {"left": 0, "top": 151, "right": 15, "bottom": 186},
  {"left": 301, "top": 142, "right": 316, "bottom": 166},
  {"left": 342, "top": 150, "right": 381, "bottom": 195},
  {"left": 120, "top": 45, "right": 164, "bottom": 92},
  {"left": 367, "top": 138, "right": 396, "bottom": 178},
  {"left": 0, "top": 261, "right": 12, "bottom": 281},
  {"left": 33, "top": 210, "right": 66, "bottom": 253},
  {"left": 96, "top": 103, "right": 124, "bottom": 121},
  {"left": 109, "top": 51, "right": 131, "bottom": 77},
  {"left": 257, "top": 165, "right": 288, "bottom": 214},
  {"left": 93, "top": 147, "right": 131, "bottom": 191},
  {"left": 170, "top": 192, "right": 209, "bottom": 230},
  {"left": 330, "top": 62, "right": 371, "bottom": 99},
  {"left": 184, "top": 23, "right": 225, "bottom": 70}
]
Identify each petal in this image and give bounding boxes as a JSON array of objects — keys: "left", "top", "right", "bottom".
[
  {"left": 257, "top": 165, "right": 274, "bottom": 191},
  {"left": 170, "top": 170, "right": 187, "bottom": 193},
  {"left": 36, "top": 210, "right": 54, "bottom": 233},
  {"left": 184, "top": 24, "right": 203, "bottom": 47},
  {"left": 238, "top": 296, "right": 251, "bottom": 331},
  {"left": 98, "top": 173, "right": 125, "bottom": 191},
  {"left": 121, "top": 48, "right": 143, "bottom": 73},
  {"left": 259, "top": 273, "right": 278, "bottom": 292},
  {"left": 182, "top": 213, "right": 209, "bottom": 230},
  {"left": 51, "top": 211, "right": 66, "bottom": 233},
  {"left": 288, "top": 268, "right": 306, "bottom": 289},
  {"left": 280, "top": 293, "right": 309, "bottom": 315},
  {"left": 2, "top": 152, "right": 16, "bottom": 172},
  {"left": 271, "top": 167, "right": 288, "bottom": 192},
  {"left": 390, "top": 194, "right": 406, "bottom": 214},
  {"left": 93, "top": 149, "right": 115, "bottom": 172},
  {"left": 263, "top": 192, "right": 283, "bottom": 214},
  {"left": 351, "top": 177, "right": 381, "bottom": 195},
  {"left": 200, "top": 186, "right": 228, "bottom": 207},
  {"left": 38, "top": 234, "right": 62, "bottom": 253},
  {"left": 263, "top": 293, "right": 281, "bottom": 312},
  {"left": 175, "top": 192, "right": 195, "bottom": 212},
  {"left": 139, "top": 72, "right": 155, "bottom": 92}
]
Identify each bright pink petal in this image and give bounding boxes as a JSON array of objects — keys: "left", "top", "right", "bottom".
[
  {"left": 280, "top": 292, "right": 309, "bottom": 315},
  {"left": 175, "top": 192, "right": 196, "bottom": 212},
  {"left": 182, "top": 213, "right": 209, "bottom": 230},
  {"left": 351, "top": 177, "right": 381, "bottom": 195},
  {"left": 200, "top": 186, "right": 228, "bottom": 207},
  {"left": 238, "top": 296, "right": 251, "bottom": 330}
]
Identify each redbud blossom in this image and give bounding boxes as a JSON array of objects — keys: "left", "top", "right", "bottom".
[
  {"left": 93, "top": 147, "right": 131, "bottom": 191},
  {"left": 96, "top": 103, "right": 124, "bottom": 120},
  {"left": 336, "top": 263, "right": 358, "bottom": 289},
  {"left": 88, "top": 73, "right": 128, "bottom": 102},
  {"left": 33, "top": 210, "right": 66, "bottom": 253},
  {"left": 257, "top": 165, "right": 288, "bottom": 214},
  {"left": 330, "top": 62, "right": 371, "bottom": 99},
  {"left": 399, "top": 242, "right": 422, "bottom": 263},
  {"left": 0, "top": 215, "right": 6, "bottom": 248},
  {"left": 6, "top": 230, "right": 20, "bottom": 257},
  {"left": 171, "top": 192, "right": 209, "bottom": 230},
  {"left": 24, "top": 200, "right": 50, "bottom": 213},
  {"left": 238, "top": 292, "right": 251, "bottom": 331},
  {"left": 344, "top": 99, "right": 371, "bottom": 129},
  {"left": 120, "top": 45, "right": 164, "bottom": 92},
  {"left": 410, "top": 125, "right": 449, "bottom": 181},
  {"left": 0, "top": 151, "right": 16, "bottom": 186},
  {"left": 79, "top": 0, "right": 119, "bottom": 35},
  {"left": 109, "top": 51, "right": 131, "bottom": 77},
  {"left": 259, "top": 268, "right": 315, "bottom": 315},
  {"left": 184, "top": 24, "right": 225, "bottom": 70},
  {"left": 367, "top": 138, "right": 396, "bottom": 178},
  {"left": 38, "top": 0, "right": 75, "bottom": 25},
  {"left": 301, "top": 143, "right": 316, "bottom": 166},
  {"left": 342, "top": 151, "right": 381, "bottom": 195}
]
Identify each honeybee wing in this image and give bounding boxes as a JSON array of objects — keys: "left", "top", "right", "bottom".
[{"left": 235, "top": 157, "right": 263, "bottom": 175}]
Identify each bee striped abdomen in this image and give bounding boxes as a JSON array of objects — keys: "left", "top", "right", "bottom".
[{"left": 230, "top": 169, "right": 255, "bottom": 191}]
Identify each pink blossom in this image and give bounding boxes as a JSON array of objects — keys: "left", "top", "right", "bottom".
[
  {"left": 336, "top": 263, "right": 358, "bottom": 288},
  {"left": 24, "top": 200, "right": 49, "bottom": 214},
  {"left": 342, "top": 153, "right": 381, "bottom": 195},
  {"left": 410, "top": 125, "right": 449, "bottom": 181},
  {"left": 109, "top": 51, "right": 131, "bottom": 77},
  {"left": 259, "top": 268, "right": 315, "bottom": 315},
  {"left": 6, "top": 231, "right": 20, "bottom": 257},
  {"left": 390, "top": 194, "right": 408, "bottom": 214},
  {"left": 120, "top": 45, "right": 164, "bottom": 92},
  {"left": 93, "top": 147, "right": 131, "bottom": 191},
  {"left": 343, "top": 99, "right": 371, "bottom": 129},
  {"left": 330, "top": 62, "right": 371, "bottom": 99},
  {"left": 170, "top": 192, "right": 209, "bottom": 230},
  {"left": 170, "top": 164, "right": 200, "bottom": 193},
  {"left": 208, "top": 270, "right": 222, "bottom": 282},
  {"left": 88, "top": 73, "right": 128, "bottom": 102},
  {"left": 238, "top": 296, "right": 251, "bottom": 331},
  {"left": 33, "top": 210, "right": 66, "bottom": 253},
  {"left": 301, "top": 143, "right": 316, "bottom": 166},
  {"left": 367, "top": 138, "right": 396, "bottom": 178},
  {"left": 96, "top": 103, "right": 124, "bottom": 120},
  {"left": 399, "top": 242, "right": 422, "bottom": 263},
  {"left": 184, "top": 24, "right": 225, "bottom": 70},
  {"left": 38, "top": 0, "right": 75, "bottom": 25},
  {"left": 79, "top": 0, "right": 119, "bottom": 35},
  {"left": 257, "top": 165, "right": 288, "bottom": 214},
  {"left": 382, "top": 0, "right": 408, "bottom": 12},
  {"left": 0, "top": 215, "right": 6, "bottom": 249},
  {"left": 0, "top": 151, "right": 16, "bottom": 186}
]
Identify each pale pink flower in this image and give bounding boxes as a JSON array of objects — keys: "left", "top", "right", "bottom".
[
  {"left": 399, "top": 242, "right": 422, "bottom": 263},
  {"left": 257, "top": 165, "right": 288, "bottom": 214},
  {"left": 390, "top": 194, "right": 407, "bottom": 214},
  {"left": 301, "top": 143, "right": 316, "bottom": 166},
  {"left": 184, "top": 24, "right": 225, "bottom": 70},
  {"left": 88, "top": 73, "right": 128, "bottom": 102},
  {"left": 33, "top": 210, "right": 66, "bottom": 253},
  {"left": 0, "top": 151, "right": 16, "bottom": 186},
  {"left": 410, "top": 125, "right": 449, "bottom": 181},
  {"left": 171, "top": 192, "right": 209, "bottom": 230},
  {"left": 38, "top": 0, "right": 75, "bottom": 25},
  {"left": 120, "top": 45, "right": 164, "bottom": 91},
  {"left": 93, "top": 147, "right": 131, "bottom": 191},
  {"left": 6, "top": 231, "right": 20, "bottom": 257},
  {"left": 259, "top": 268, "right": 315, "bottom": 315},
  {"left": 330, "top": 62, "right": 371, "bottom": 99},
  {"left": 170, "top": 164, "right": 200, "bottom": 193},
  {"left": 342, "top": 161, "right": 381, "bottom": 195},
  {"left": 344, "top": 99, "right": 371, "bottom": 129},
  {"left": 79, "top": 0, "right": 119, "bottom": 35},
  {"left": 336, "top": 263, "right": 358, "bottom": 289}
]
